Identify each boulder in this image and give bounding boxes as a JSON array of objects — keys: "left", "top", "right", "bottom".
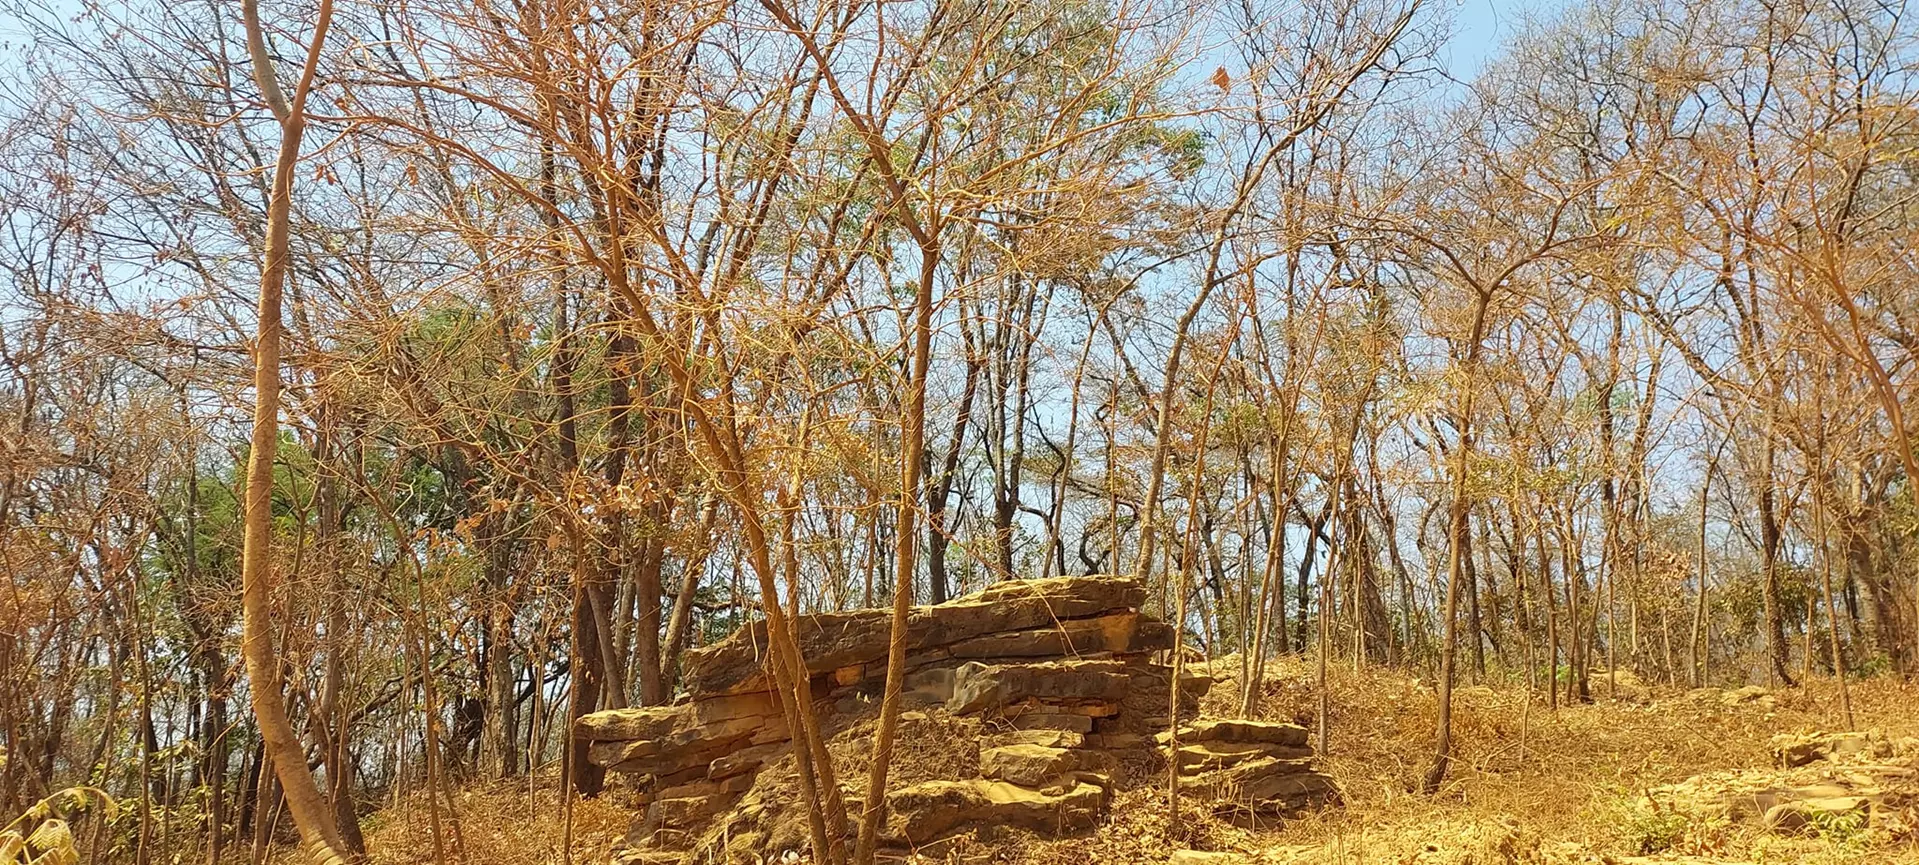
[
  {"left": 1771, "top": 730, "right": 1897, "bottom": 768},
  {"left": 882, "top": 779, "right": 1106, "bottom": 846},
  {"left": 655, "top": 771, "right": 754, "bottom": 802},
  {"left": 1719, "top": 685, "right": 1776, "bottom": 709},
  {"left": 1764, "top": 796, "right": 1870, "bottom": 834},
  {"left": 596, "top": 714, "right": 781, "bottom": 776},
  {"left": 709, "top": 743, "right": 785, "bottom": 780}
]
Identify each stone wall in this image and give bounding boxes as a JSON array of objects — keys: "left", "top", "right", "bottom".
[{"left": 576, "top": 576, "right": 1336, "bottom": 862}]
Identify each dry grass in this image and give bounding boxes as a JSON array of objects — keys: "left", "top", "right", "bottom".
[
  {"left": 344, "top": 772, "right": 633, "bottom": 865},
  {"left": 1184, "top": 656, "right": 1914, "bottom": 863},
  {"left": 312, "top": 662, "right": 1916, "bottom": 865},
  {"left": 1018, "top": 656, "right": 1916, "bottom": 864}
]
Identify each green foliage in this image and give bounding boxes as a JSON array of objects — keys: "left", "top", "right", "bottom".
[
  {"left": 1806, "top": 807, "right": 1869, "bottom": 846},
  {"left": 1614, "top": 794, "right": 1690, "bottom": 855},
  {"left": 1, "top": 787, "right": 115, "bottom": 865}
]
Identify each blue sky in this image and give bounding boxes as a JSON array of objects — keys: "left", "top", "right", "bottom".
[{"left": 1441, "top": 0, "right": 1570, "bottom": 79}]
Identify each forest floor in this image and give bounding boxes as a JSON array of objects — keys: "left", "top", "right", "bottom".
[{"left": 350, "top": 659, "right": 1918, "bottom": 865}]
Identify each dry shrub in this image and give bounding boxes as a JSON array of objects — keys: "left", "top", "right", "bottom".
[
  {"left": 350, "top": 776, "right": 630, "bottom": 865},
  {"left": 308, "top": 662, "right": 1914, "bottom": 864}
]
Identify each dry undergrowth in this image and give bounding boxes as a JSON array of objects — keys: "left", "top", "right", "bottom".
[
  {"left": 1027, "top": 655, "right": 1916, "bottom": 865},
  {"left": 314, "top": 661, "right": 1916, "bottom": 865},
  {"left": 345, "top": 773, "right": 631, "bottom": 865}
]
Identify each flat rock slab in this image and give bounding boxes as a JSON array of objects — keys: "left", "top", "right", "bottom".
[
  {"left": 1764, "top": 796, "right": 1871, "bottom": 834},
  {"left": 1174, "top": 741, "right": 1314, "bottom": 772},
  {"left": 579, "top": 703, "right": 692, "bottom": 743},
  {"left": 883, "top": 779, "right": 1105, "bottom": 846},
  {"left": 948, "top": 612, "right": 1172, "bottom": 659},
  {"left": 948, "top": 660, "right": 1131, "bottom": 715},
  {"left": 684, "top": 576, "right": 1149, "bottom": 695},
  {"left": 1163, "top": 719, "right": 1310, "bottom": 747},
  {"left": 1185, "top": 756, "right": 1339, "bottom": 815},
  {"left": 591, "top": 714, "right": 785, "bottom": 776},
  {"left": 986, "top": 729, "right": 1087, "bottom": 749},
  {"left": 980, "top": 744, "right": 1082, "bottom": 786}
]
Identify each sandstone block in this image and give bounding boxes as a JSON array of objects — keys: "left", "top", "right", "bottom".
[
  {"left": 980, "top": 744, "right": 1080, "bottom": 786},
  {"left": 948, "top": 660, "right": 1130, "bottom": 715},
  {"left": 986, "top": 729, "right": 1086, "bottom": 749},
  {"left": 1003, "top": 712, "right": 1095, "bottom": 733},
  {"left": 1162, "top": 719, "right": 1310, "bottom": 747},
  {"left": 1184, "top": 757, "right": 1337, "bottom": 813},
  {"left": 882, "top": 779, "right": 1105, "bottom": 846},
  {"left": 1765, "top": 796, "right": 1870, "bottom": 835},
  {"left": 683, "top": 577, "right": 1148, "bottom": 695},
  {"left": 948, "top": 611, "right": 1171, "bottom": 659},
  {"left": 1173, "top": 741, "right": 1313, "bottom": 772},
  {"left": 709, "top": 743, "right": 785, "bottom": 780},
  {"left": 579, "top": 704, "right": 692, "bottom": 743}
]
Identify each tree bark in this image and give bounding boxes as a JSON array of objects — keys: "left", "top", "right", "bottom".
[{"left": 236, "top": 0, "right": 349, "bottom": 859}]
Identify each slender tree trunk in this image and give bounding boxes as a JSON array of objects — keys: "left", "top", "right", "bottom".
[
  {"left": 1690, "top": 459, "right": 1713, "bottom": 688},
  {"left": 236, "top": 1, "right": 348, "bottom": 859},
  {"left": 1422, "top": 287, "right": 1491, "bottom": 796},
  {"left": 855, "top": 239, "right": 940, "bottom": 865}
]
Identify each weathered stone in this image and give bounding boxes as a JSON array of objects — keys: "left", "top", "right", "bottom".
[
  {"left": 579, "top": 704, "right": 692, "bottom": 742},
  {"left": 648, "top": 792, "right": 735, "bottom": 830},
  {"left": 600, "top": 715, "right": 778, "bottom": 774},
  {"left": 902, "top": 667, "right": 956, "bottom": 706},
  {"left": 882, "top": 779, "right": 1105, "bottom": 846},
  {"left": 709, "top": 743, "right": 785, "bottom": 780},
  {"left": 1164, "top": 719, "right": 1309, "bottom": 747},
  {"left": 689, "top": 691, "right": 782, "bottom": 726},
  {"left": 1719, "top": 685, "right": 1776, "bottom": 708},
  {"left": 1173, "top": 741, "right": 1313, "bottom": 772},
  {"left": 1185, "top": 757, "right": 1337, "bottom": 812},
  {"left": 986, "top": 729, "right": 1086, "bottom": 750},
  {"left": 948, "top": 660, "right": 1130, "bottom": 715},
  {"left": 1772, "top": 730, "right": 1896, "bottom": 768},
  {"left": 1764, "top": 796, "right": 1870, "bottom": 834},
  {"left": 656, "top": 771, "right": 754, "bottom": 802},
  {"left": 1003, "top": 712, "right": 1095, "bottom": 733},
  {"left": 591, "top": 576, "right": 1340, "bottom": 863},
  {"left": 683, "top": 577, "right": 1150, "bottom": 695},
  {"left": 948, "top": 612, "right": 1171, "bottom": 659},
  {"left": 1085, "top": 732, "right": 1148, "bottom": 750},
  {"left": 980, "top": 744, "right": 1080, "bottom": 786}
]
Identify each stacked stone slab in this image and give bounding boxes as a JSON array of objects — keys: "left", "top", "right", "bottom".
[
  {"left": 576, "top": 576, "right": 1331, "bottom": 862},
  {"left": 1161, "top": 719, "right": 1340, "bottom": 822}
]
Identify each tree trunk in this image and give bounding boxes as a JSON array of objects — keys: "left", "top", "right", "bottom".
[{"left": 236, "top": 1, "right": 349, "bottom": 859}]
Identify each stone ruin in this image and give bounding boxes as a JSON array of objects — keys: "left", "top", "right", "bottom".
[{"left": 576, "top": 576, "right": 1339, "bottom": 863}]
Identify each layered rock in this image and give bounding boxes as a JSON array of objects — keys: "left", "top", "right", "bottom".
[
  {"left": 578, "top": 576, "right": 1332, "bottom": 862},
  {"left": 1162, "top": 719, "right": 1339, "bottom": 822}
]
